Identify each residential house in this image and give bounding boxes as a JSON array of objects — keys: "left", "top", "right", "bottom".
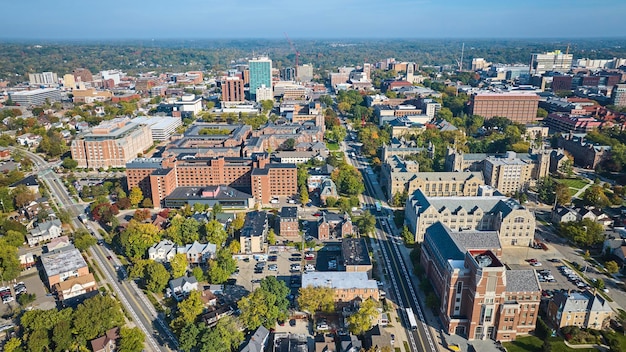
[
  {"left": 9, "top": 174, "right": 39, "bottom": 194},
  {"left": 308, "top": 164, "right": 334, "bottom": 192},
  {"left": 551, "top": 206, "right": 579, "bottom": 224},
  {"left": 27, "top": 219, "right": 63, "bottom": 246},
  {"left": 16, "top": 133, "right": 42, "bottom": 147},
  {"left": 168, "top": 276, "right": 199, "bottom": 301},
  {"left": 547, "top": 290, "right": 613, "bottom": 330},
  {"left": 147, "top": 240, "right": 178, "bottom": 263},
  {"left": 317, "top": 212, "right": 354, "bottom": 241},
  {"left": 199, "top": 289, "right": 218, "bottom": 307},
  {"left": 53, "top": 273, "right": 98, "bottom": 301},
  {"left": 90, "top": 327, "right": 119, "bottom": 352},
  {"left": 363, "top": 325, "right": 392, "bottom": 352},
  {"left": 202, "top": 305, "right": 235, "bottom": 327},
  {"left": 339, "top": 334, "right": 362, "bottom": 352},
  {"left": 18, "top": 251, "right": 35, "bottom": 269},
  {"left": 46, "top": 235, "right": 71, "bottom": 252},
  {"left": 180, "top": 241, "right": 217, "bottom": 265},
  {"left": 315, "top": 334, "right": 336, "bottom": 352},
  {"left": 241, "top": 325, "right": 270, "bottom": 352}
]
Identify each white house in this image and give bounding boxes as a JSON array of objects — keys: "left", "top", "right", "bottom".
[
  {"left": 27, "top": 219, "right": 63, "bottom": 246},
  {"left": 147, "top": 240, "right": 216, "bottom": 264},
  {"left": 147, "top": 240, "right": 178, "bottom": 263},
  {"left": 168, "top": 276, "right": 199, "bottom": 301}
]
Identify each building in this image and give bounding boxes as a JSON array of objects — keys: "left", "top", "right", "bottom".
[
  {"left": 163, "top": 185, "right": 254, "bottom": 209},
  {"left": 156, "top": 94, "right": 203, "bottom": 117},
  {"left": 41, "top": 246, "right": 89, "bottom": 288},
  {"left": 469, "top": 92, "right": 539, "bottom": 124},
  {"left": 90, "top": 328, "right": 119, "bottom": 352},
  {"left": 341, "top": 238, "right": 372, "bottom": 275},
  {"left": 319, "top": 179, "right": 339, "bottom": 205},
  {"left": 547, "top": 290, "right": 612, "bottom": 330},
  {"left": 301, "top": 271, "right": 379, "bottom": 303},
  {"left": 27, "top": 219, "right": 63, "bottom": 246},
  {"left": 273, "top": 150, "right": 327, "bottom": 164},
  {"left": 279, "top": 206, "right": 299, "bottom": 237},
  {"left": 472, "top": 58, "right": 492, "bottom": 71},
  {"left": 73, "top": 68, "right": 93, "bottom": 83},
  {"left": 317, "top": 212, "right": 354, "bottom": 240},
  {"left": 241, "top": 326, "right": 270, "bottom": 352},
  {"left": 222, "top": 76, "right": 246, "bottom": 103},
  {"left": 72, "top": 88, "right": 113, "bottom": 103},
  {"left": 530, "top": 51, "right": 573, "bottom": 74},
  {"left": 168, "top": 276, "right": 199, "bottom": 301},
  {"left": 251, "top": 163, "right": 297, "bottom": 205},
  {"left": 612, "top": 84, "right": 626, "bottom": 107},
  {"left": 53, "top": 273, "right": 98, "bottom": 301},
  {"left": 8, "top": 88, "right": 62, "bottom": 107},
  {"left": 420, "top": 222, "right": 541, "bottom": 341},
  {"left": 29, "top": 72, "right": 58, "bottom": 86},
  {"left": 255, "top": 84, "right": 273, "bottom": 103},
  {"left": 544, "top": 113, "right": 601, "bottom": 134},
  {"left": 241, "top": 211, "right": 268, "bottom": 254},
  {"left": 71, "top": 117, "right": 153, "bottom": 169},
  {"left": 132, "top": 116, "right": 182, "bottom": 141},
  {"left": 147, "top": 239, "right": 216, "bottom": 264},
  {"left": 249, "top": 57, "right": 272, "bottom": 101},
  {"left": 297, "top": 64, "right": 314, "bottom": 82},
  {"left": 483, "top": 152, "right": 535, "bottom": 194},
  {"left": 404, "top": 189, "right": 535, "bottom": 246},
  {"left": 556, "top": 134, "right": 610, "bottom": 169}
]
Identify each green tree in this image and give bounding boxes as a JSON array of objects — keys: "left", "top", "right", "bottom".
[
  {"left": 325, "top": 196, "right": 337, "bottom": 207},
  {"left": 129, "top": 187, "right": 144, "bottom": 208},
  {"left": 171, "top": 290, "right": 204, "bottom": 333},
  {"left": 73, "top": 295, "right": 124, "bottom": 344},
  {"left": 17, "top": 292, "right": 36, "bottom": 306},
  {"left": 230, "top": 213, "right": 245, "bottom": 232},
  {"left": 207, "top": 248, "right": 237, "bottom": 284},
  {"left": 27, "top": 328, "right": 50, "bottom": 352},
  {"left": 52, "top": 320, "right": 73, "bottom": 352},
  {"left": 582, "top": 185, "right": 610, "bottom": 207},
  {"left": 0, "top": 241, "right": 21, "bottom": 281},
  {"left": 118, "top": 326, "right": 145, "bottom": 352},
  {"left": 204, "top": 219, "right": 228, "bottom": 246},
  {"left": 260, "top": 276, "right": 290, "bottom": 319},
  {"left": 238, "top": 288, "right": 281, "bottom": 330},
  {"left": 606, "top": 261, "right": 620, "bottom": 274},
  {"left": 537, "top": 177, "right": 556, "bottom": 204},
  {"left": 171, "top": 253, "right": 189, "bottom": 278},
  {"left": 228, "top": 240, "right": 241, "bottom": 254},
  {"left": 555, "top": 183, "right": 572, "bottom": 205},
  {"left": 119, "top": 220, "right": 161, "bottom": 259},
  {"left": 537, "top": 107, "right": 548, "bottom": 118},
  {"left": 73, "top": 229, "right": 97, "bottom": 251},
  {"left": 356, "top": 211, "right": 376, "bottom": 236},
  {"left": 145, "top": 261, "right": 170, "bottom": 293},
  {"left": 179, "top": 323, "right": 200, "bottom": 352},
  {"left": 192, "top": 266, "right": 205, "bottom": 283},
  {"left": 12, "top": 184, "right": 36, "bottom": 208},
  {"left": 332, "top": 164, "right": 365, "bottom": 196},
  {"left": 4, "top": 338, "right": 21, "bottom": 352},
  {"left": 61, "top": 157, "right": 78, "bottom": 170},
  {"left": 260, "top": 100, "right": 274, "bottom": 115},
  {"left": 267, "top": 228, "right": 277, "bottom": 246},
  {"left": 297, "top": 286, "right": 335, "bottom": 314},
  {"left": 300, "top": 184, "right": 309, "bottom": 204},
  {"left": 141, "top": 197, "right": 153, "bottom": 208},
  {"left": 594, "top": 278, "right": 605, "bottom": 290},
  {"left": 347, "top": 298, "right": 379, "bottom": 335},
  {"left": 402, "top": 226, "right": 415, "bottom": 245},
  {"left": 4, "top": 230, "right": 25, "bottom": 247},
  {"left": 211, "top": 203, "right": 223, "bottom": 220},
  {"left": 180, "top": 218, "right": 200, "bottom": 244}
]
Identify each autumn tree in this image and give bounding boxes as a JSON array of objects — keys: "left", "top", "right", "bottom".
[
  {"left": 170, "top": 253, "right": 189, "bottom": 278},
  {"left": 297, "top": 286, "right": 335, "bottom": 314},
  {"left": 204, "top": 219, "right": 228, "bottom": 246},
  {"left": 300, "top": 184, "right": 309, "bottom": 204},
  {"left": 555, "top": 183, "right": 572, "bottom": 205},
  {"left": 11, "top": 184, "right": 35, "bottom": 208},
  {"left": 133, "top": 208, "right": 151, "bottom": 222},
  {"left": 347, "top": 298, "right": 379, "bottom": 335},
  {"left": 606, "top": 261, "right": 620, "bottom": 274},
  {"left": 73, "top": 295, "right": 124, "bottom": 344},
  {"left": 129, "top": 187, "right": 144, "bottom": 208},
  {"left": 73, "top": 229, "right": 97, "bottom": 251},
  {"left": 119, "top": 220, "right": 161, "bottom": 259}
]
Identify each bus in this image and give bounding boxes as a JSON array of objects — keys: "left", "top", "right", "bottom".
[
  {"left": 375, "top": 201, "right": 382, "bottom": 212},
  {"left": 405, "top": 307, "right": 418, "bottom": 330}
]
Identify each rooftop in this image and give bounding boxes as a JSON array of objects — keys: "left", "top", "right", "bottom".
[
  {"left": 41, "top": 246, "right": 88, "bottom": 278},
  {"left": 165, "top": 185, "right": 253, "bottom": 201},
  {"left": 280, "top": 206, "right": 298, "bottom": 219},
  {"left": 341, "top": 238, "right": 371, "bottom": 267},
  {"left": 242, "top": 211, "right": 268, "bottom": 238},
  {"left": 505, "top": 270, "right": 541, "bottom": 293},
  {"left": 302, "top": 271, "right": 378, "bottom": 290}
]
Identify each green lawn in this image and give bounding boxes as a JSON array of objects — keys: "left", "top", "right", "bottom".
[
  {"left": 326, "top": 142, "right": 340, "bottom": 151},
  {"left": 556, "top": 178, "right": 589, "bottom": 190},
  {"left": 503, "top": 336, "right": 596, "bottom": 352}
]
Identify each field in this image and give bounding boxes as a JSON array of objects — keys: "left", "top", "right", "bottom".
[
  {"left": 555, "top": 178, "right": 589, "bottom": 197},
  {"left": 503, "top": 336, "right": 596, "bottom": 352},
  {"left": 326, "top": 142, "right": 340, "bottom": 151}
]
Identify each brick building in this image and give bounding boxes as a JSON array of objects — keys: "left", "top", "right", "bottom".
[
  {"left": 279, "top": 206, "right": 299, "bottom": 237},
  {"left": 469, "top": 92, "right": 539, "bottom": 124},
  {"left": 301, "top": 271, "right": 379, "bottom": 303},
  {"left": 222, "top": 77, "right": 245, "bottom": 103},
  {"left": 556, "top": 134, "right": 611, "bottom": 169},
  {"left": 316, "top": 212, "right": 354, "bottom": 241},
  {"left": 420, "top": 222, "right": 541, "bottom": 341}
]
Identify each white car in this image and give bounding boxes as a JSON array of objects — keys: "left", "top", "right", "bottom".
[{"left": 317, "top": 323, "right": 329, "bottom": 330}]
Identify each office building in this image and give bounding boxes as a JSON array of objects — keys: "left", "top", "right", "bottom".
[
  {"left": 547, "top": 290, "right": 612, "bottom": 330},
  {"left": 297, "top": 64, "right": 314, "bottom": 82},
  {"left": 249, "top": 57, "right": 272, "bottom": 101},
  {"left": 255, "top": 84, "right": 273, "bottom": 103},
  {"left": 71, "top": 117, "right": 153, "bottom": 169},
  {"left": 29, "top": 72, "right": 58, "bottom": 86},
  {"left": 530, "top": 51, "right": 573, "bottom": 74},
  {"left": 8, "top": 88, "right": 62, "bottom": 107},
  {"left": 556, "top": 134, "right": 611, "bottom": 169},
  {"left": 63, "top": 74, "right": 76, "bottom": 90},
  {"left": 157, "top": 94, "right": 203, "bottom": 117},
  {"left": 221, "top": 77, "right": 245, "bottom": 103},
  {"left": 471, "top": 58, "right": 491, "bottom": 71},
  {"left": 469, "top": 92, "right": 539, "bottom": 124},
  {"left": 132, "top": 116, "right": 182, "bottom": 141},
  {"left": 483, "top": 152, "right": 538, "bottom": 194},
  {"left": 612, "top": 84, "right": 626, "bottom": 107},
  {"left": 280, "top": 67, "right": 296, "bottom": 81},
  {"left": 301, "top": 271, "right": 379, "bottom": 303},
  {"left": 421, "top": 222, "right": 541, "bottom": 341},
  {"left": 404, "top": 189, "right": 535, "bottom": 245},
  {"left": 41, "top": 246, "right": 90, "bottom": 288}
]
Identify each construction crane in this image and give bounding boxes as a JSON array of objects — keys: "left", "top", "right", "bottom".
[{"left": 284, "top": 32, "right": 300, "bottom": 78}]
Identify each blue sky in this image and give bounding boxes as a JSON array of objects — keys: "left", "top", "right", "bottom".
[{"left": 2, "top": 0, "right": 625, "bottom": 39}]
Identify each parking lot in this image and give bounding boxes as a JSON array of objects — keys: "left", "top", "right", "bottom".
[{"left": 0, "top": 268, "right": 56, "bottom": 318}]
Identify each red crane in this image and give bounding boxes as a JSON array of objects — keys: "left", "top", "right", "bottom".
[{"left": 284, "top": 32, "right": 300, "bottom": 78}]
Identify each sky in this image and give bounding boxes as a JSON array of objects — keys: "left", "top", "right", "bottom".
[{"left": 2, "top": 0, "right": 625, "bottom": 40}]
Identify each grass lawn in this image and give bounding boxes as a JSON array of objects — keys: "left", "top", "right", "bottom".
[
  {"left": 503, "top": 336, "right": 596, "bottom": 352},
  {"left": 556, "top": 178, "right": 589, "bottom": 190},
  {"left": 326, "top": 142, "right": 340, "bottom": 151}
]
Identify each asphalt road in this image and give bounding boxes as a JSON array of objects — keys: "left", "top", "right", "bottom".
[{"left": 15, "top": 148, "right": 176, "bottom": 352}]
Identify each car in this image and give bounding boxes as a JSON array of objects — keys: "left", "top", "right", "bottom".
[
  {"left": 289, "top": 319, "right": 297, "bottom": 327},
  {"left": 268, "top": 256, "right": 278, "bottom": 262},
  {"left": 268, "top": 264, "right": 278, "bottom": 271},
  {"left": 305, "top": 253, "right": 315, "bottom": 260},
  {"left": 107, "top": 255, "right": 112, "bottom": 260},
  {"left": 243, "top": 257, "right": 250, "bottom": 262},
  {"left": 549, "top": 258, "right": 561, "bottom": 263},
  {"left": 316, "top": 323, "right": 329, "bottom": 331},
  {"left": 313, "top": 212, "right": 322, "bottom": 217},
  {"left": 531, "top": 262, "right": 542, "bottom": 267},
  {"left": 390, "top": 334, "right": 395, "bottom": 344},
  {"left": 254, "top": 269, "right": 263, "bottom": 274},
  {"left": 306, "top": 202, "right": 312, "bottom": 207}
]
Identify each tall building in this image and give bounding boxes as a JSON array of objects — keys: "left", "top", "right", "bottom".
[
  {"left": 255, "top": 84, "right": 273, "bottom": 103},
  {"left": 249, "top": 57, "right": 272, "bottom": 101},
  {"left": 221, "top": 77, "right": 245, "bottom": 103},
  {"left": 71, "top": 117, "right": 153, "bottom": 169},
  {"left": 612, "top": 84, "right": 626, "bottom": 107},
  {"left": 29, "top": 72, "right": 58, "bottom": 86},
  {"left": 420, "top": 222, "right": 541, "bottom": 341},
  {"left": 63, "top": 74, "right": 76, "bottom": 90},
  {"left": 471, "top": 58, "right": 491, "bottom": 71},
  {"left": 469, "top": 92, "right": 539, "bottom": 124},
  {"left": 280, "top": 67, "right": 296, "bottom": 81},
  {"left": 8, "top": 88, "right": 61, "bottom": 106},
  {"left": 530, "top": 51, "right": 573, "bottom": 75},
  {"left": 297, "top": 64, "right": 314, "bottom": 82}
]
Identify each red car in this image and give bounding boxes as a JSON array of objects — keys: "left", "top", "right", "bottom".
[{"left": 313, "top": 212, "right": 322, "bottom": 217}]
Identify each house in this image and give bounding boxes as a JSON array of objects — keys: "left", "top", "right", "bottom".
[
  {"left": 577, "top": 207, "right": 613, "bottom": 227},
  {"left": 168, "top": 276, "right": 199, "bottom": 301},
  {"left": 363, "top": 325, "right": 392, "bottom": 352},
  {"left": 551, "top": 206, "right": 579, "bottom": 224},
  {"left": 9, "top": 174, "right": 39, "bottom": 194},
  {"left": 53, "top": 273, "right": 98, "bottom": 301},
  {"left": 181, "top": 241, "right": 217, "bottom": 264},
  {"left": 147, "top": 240, "right": 177, "bottom": 262},
  {"left": 339, "top": 334, "right": 362, "bottom": 352},
  {"left": 90, "top": 327, "right": 119, "bottom": 352},
  {"left": 308, "top": 164, "right": 334, "bottom": 192},
  {"left": 315, "top": 334, "right": 336, "bottom": 352},
  {"left": 317, "top": 212, "right": 354, "bottom": 240},
  {"left": 279, "top": 206, "right": 299, "bottom": 237},
  {"left": 45, "top": 235, "right": 71, "bottom": 252},
  {"left": 16, "top": 133, "right": 42, "bottom": 147},
  {"left": 547, "top": 290, "right": 613, "bottom": 330},
  {"left": 202, "top": 305, "right": 235, "bottom": 327},
  {"left": 27, "top": 219, "right": 63, "bottom": 246},
  {"left": 241, "top": 325, "right": 270, "bottom": 352},
  {"left": 319, "top": 179, "right": 339, "bottom": 205},
  {"left": 18, "top": 251, "right": 35, "bottom": 269},
  {"left": 199, "top": 288, "right": 218, "bottom": 307}
]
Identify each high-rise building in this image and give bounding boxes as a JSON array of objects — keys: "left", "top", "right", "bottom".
[
  {"left": 469, "top": 92, "right": 539, "bottom": 124},
  {"left": 28, "top": 72, "right": 58, "bottom": 86},
  {"left": 255, "top": 84, "right": 273, "bottom": 103},
  {"left": 612, "top": 84, "right": 626, "bottom": 107},
  {"left": 530, "top": 51, "right": 573, "bottom": 74},
  {"left": 63, "top": 74, "right": 76, "bottom": 90},
  {"left": 249, "top": 57, "right": 272, "bottom": 101},
  {"left": 280, "top": 67, "right": 296, "bottom": 81},
  {"left": 471, "top": 58, "right": 491, "bottom": 71},
  {"left": 297, "top": 64, "right": 314, "bottom": 82},
  {"left": 221, "top": 77, "right": 245, "bottom": 103}
]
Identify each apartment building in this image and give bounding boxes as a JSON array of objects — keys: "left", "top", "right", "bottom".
[
  {"left": 240, "top": 211, "right": 268, "bottom": 254},
  {"left": 71, "top": 117, "right": 153, "bottom": 168},
  {"left": 469, "top": 92, "right": 539, "bottom": 124},
  {"left": 404, "top": 189, "right": 535, "bottom": 246},
  {"left": 279, "top": 206, "right": 299, "bottom": 237},
  {"left": 420, "top": 222, "right": 541, "bottom": 341},
  {"left": 251, "top": 163, "right": 297, "bottom": 205},
  {"left": 29, "top": 72, "right": 58, "bottom": 86},
  {"left": 301, "top": 271, "right": 379, "bottom": 303},
  {"left": 547, "top": 290, "right": 612, "bottom": 330},
  {"left": 132, "top": 116, "right": 182, "bottom": 141},
  {"left": 612, "top": 84, "right": 626, "bottom": 107},
  {"left": 41, "top": 246, "right": 90, "bottom": 288},
  {"left": 221, "top": 76, "right": 245, "bottom": 103}
]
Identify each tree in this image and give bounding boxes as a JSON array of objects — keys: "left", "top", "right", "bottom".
[
  {"left": 133, "top": 208, "right": 151, "bottom": 222},
  {"left": 204, "top": 220, "right": 228, "bottom": 246},
  {"left": 4, "top": 230, "right": 25, "bottom": 247},
  {"left": 118, "top": 327, "right": 145, "bottom": 352},
  {"left": 260, "top": 100, "right": 274, "bottom": 115},
  {"left": 606, "top": 261, "right": 620, "bottom": 274},
  {"left": 61, "top": 157, "right": 78, "bottom": 170},
  {"left": 27, "top": 328, "right": 50, "bottom": 352},
  {"left": 129, "top": 187, "right": 144, "bottom": 207},
  {"left": 555, "top": 183, "right": 572, "bottom": 205},
  {"left": 180, "top": 218, "right": 200, "bottom": 244},
  {"left": 170, "top": 253, "right": 188, "bottom": 278},
  {"left": 238, "top": 288, "right": 281, "bottom": 330},
  {"left": 594, "top": 278, "right": 605, "bottom": 290},
  {"left": 325, "top": 196, "right": 337, "bottom": 207},
  {"left": 559, "top": 159, "right": 574, "bottom": 177},
  {"left": 18, "top": 292, "right": 36, "bottom": 306},
  {"left": 141, "top": 197, "right": 153, "bottom": 208},
  {"left": 347, "top": 298, "right": 379, "bottom": 335},
  {"left": 73, "top": 295, "right": 124, "bottom": 344},
  {"left": 4, "top": 338, "right": 21, "bottom": 352},
  {"left": 282, "top": 138, "right": 296, "bottom": 151},
  {"left": 537, "top": 177, "right": 556, "bottom": 204},
  {"left": 582, "top": 185, "right": 610, "bottom": 207},
  {"left": 228, "top": 240, "right": 241, "bottom": 254},
  {"left": 402, "top": 226, "right": 415, "bottom": 245},
  {"left": 230, "top": 213, "right": 245, "bottom": 232},
  {"left": 192, "top": 266, "right": 205, "bottom": 283},
  {"left": 171, "top": 290, "right": 204, "bottom": 333},
  {"left": 208, "top": 248, "right": 237, "bottom": 284},
  {"left": 356, "top": 211, "right": 376, "bottom": 236},
  {"left": 558, "top": 219, "right": 605, "bottom": 246},
  {"left": 537, "top": 107, "right": 549, "bottom": 118},
  {"left": 0, "top": 241, "right": 21, "bottom": 281},
  {"left": 260, "top": 276, "right": 290, "bottom": 318},
  {"left": 300, "top": 184, "right": 309, "bottom": 204},
  {"left": 116, "top": 197, "right": 131, "bottom": 210},
  {"left": 297, "top": 286, "right": 335, "bottom": 314},
  {"left": 119, "top": 220, "right": 161, "bottom": 259},
  {"left": 12, "top": 184, "right": 35, "bottom": 209},
  {"left": 52, "top": 320, "right": 73, "bottom": 352},
  {"left": 73, "top": 229, "right": 96, "bottom": 251},
  {"left": 267, "top": 228, "right": 277, "bottom": 246},
  {"left": 179, "top": 323, "right": 200, "bottom": 352},
  {"left": 145, "top": 261, "right": 170, "bottom": 293}
]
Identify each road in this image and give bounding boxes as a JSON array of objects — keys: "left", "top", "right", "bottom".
[
  {"left": 343, "top": 141, "right": 437, "bottom": 352},
  {"left": 15, "top": 148, "right": 177, "bottom": 352}
]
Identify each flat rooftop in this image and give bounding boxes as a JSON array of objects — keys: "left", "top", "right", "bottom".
[
  {"left": 342, "top": 238, "right": 371, "bottom": 266},
  {"left": 41, "top": 246, "right": 87, "bottom": 278},
  {"left": 302, "top": 271, "right": 378, "bottom": 290}
]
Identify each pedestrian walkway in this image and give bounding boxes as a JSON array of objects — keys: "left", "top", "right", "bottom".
[
  {"left": 572, "top": 181, "right": 592, "bottom": 199},
  {"left": 563, "top": 339, "right": 609, "bottom": 351}
]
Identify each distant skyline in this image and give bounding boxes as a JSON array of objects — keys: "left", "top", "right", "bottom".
[{"left": 2, "top": 0, "right": 626, "bottom": 40}]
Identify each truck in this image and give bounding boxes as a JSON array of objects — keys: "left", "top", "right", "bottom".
[{"left": 405, "top": 307, "right": 418, "bottom": 330}]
